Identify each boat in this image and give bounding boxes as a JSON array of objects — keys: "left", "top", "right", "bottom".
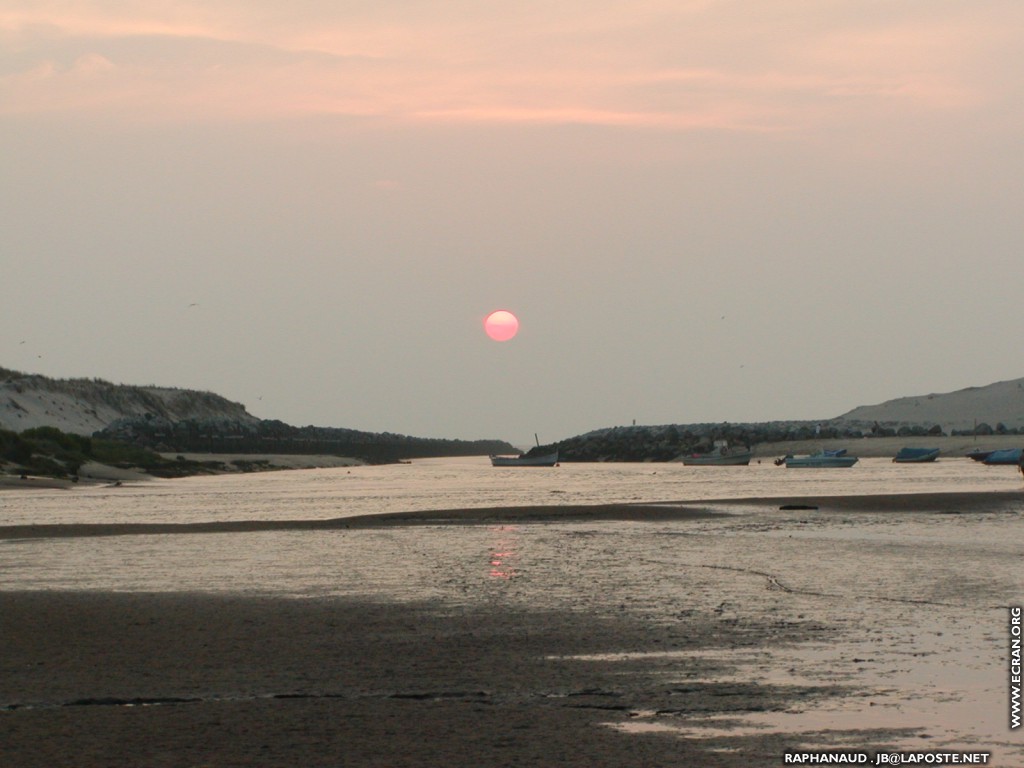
[
  {"left": 966, "top": 449, "right": 996, "bottom": 462},
  {"left": 680, "top": 447, "right": 753, "bottom": 466},
  {"left": 893, "top": 447, "right": 940, "bottom": 463},
  {"left": 782, "top": 452, "right": 858, "bottom": 468},
  {"left": 491, "top": 433, "right": 559, "bottom": 467},
  {"left": 981, "top": 448, "right": 1023, "bottom": 465},
  {"left": 490, "top": 451, "right": 559, "bottom": 467}
]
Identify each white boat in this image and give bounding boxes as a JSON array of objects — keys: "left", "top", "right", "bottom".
[
  {"left": 490, "top": 451, "right": 559, "bottom": 467},
  {"left": 782, "top": 452, "right": 858, "bottom": 468}
]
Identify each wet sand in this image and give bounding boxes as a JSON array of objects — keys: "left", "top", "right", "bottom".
[
  {"left": 2, "top": 491, "right": 1020, "bottom": 767},
  {"left": 1, "top": 490, "right": 1020, "bottom": 540},
  {"left": 1, "top": 591, "right": 900, "bottom": 768}
]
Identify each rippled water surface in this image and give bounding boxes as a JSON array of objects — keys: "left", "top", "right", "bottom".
[{"left": 1, "top": 455, "right": 1021, "bottom": 526}]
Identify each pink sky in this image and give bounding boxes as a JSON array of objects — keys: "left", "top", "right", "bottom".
[{"left": 2, "top": 2, "right": 1011, "bottom": 130}]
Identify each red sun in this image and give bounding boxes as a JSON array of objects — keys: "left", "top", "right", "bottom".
[{"left": 484, "top": 310, "right": 519, "bottom": 341}]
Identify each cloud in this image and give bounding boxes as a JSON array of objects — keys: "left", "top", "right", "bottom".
[{"left": 0, "top": 1, "right": 1019, "bottom": 131}]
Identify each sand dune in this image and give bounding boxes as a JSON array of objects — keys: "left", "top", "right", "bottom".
[{"left": 838, "top": 377, "right": 1024, "bottom": 431}]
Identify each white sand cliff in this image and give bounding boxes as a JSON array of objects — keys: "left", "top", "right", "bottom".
[
  {"left": 837, "top": 377, "right": 1024, "bottom": 431},
  {"left": 0, "top": 373, "right": 258, "bottom": 436}
]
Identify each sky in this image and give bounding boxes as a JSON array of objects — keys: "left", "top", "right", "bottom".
[{"left": 3, "top": 1, "right": 1023, "bottom": 447}]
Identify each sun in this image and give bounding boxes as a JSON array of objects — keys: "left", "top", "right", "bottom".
[{"left": 484, "top": 310, "right": 519, "bottom": 341}]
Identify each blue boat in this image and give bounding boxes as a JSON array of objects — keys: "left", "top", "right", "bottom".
[
  {"left": 966, "top": 449, "right": 996, "bottom": 462},
  {"left": 783, "top": 452, "right": 858, "bottom": 468},
  {"left": 981, "top": 448, "right": 1023, "bottom": 465},
  {"left": 893, "top": 447, "right": 940, "bottom": 463}
]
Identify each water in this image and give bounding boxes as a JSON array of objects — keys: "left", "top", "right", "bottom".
[
  {"left": 1, "top": 455, "right": 1019, "bottom": 527},
  {"left": 2, "top": 456, "right": 1023, "bottom": 760}
]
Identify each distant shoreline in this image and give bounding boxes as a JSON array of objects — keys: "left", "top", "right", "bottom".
[
  {"left": 754, "top": 433, "right": 1022, "bottom": 459},
  {"left": 2, "top": 436, "right": 1022, "bottom": 490},
  {"left": 159, "top": 452, "right": 365, "bottom": 470},
  {"left": 0, "top": 453, "right": 365, "bottom": 491}
]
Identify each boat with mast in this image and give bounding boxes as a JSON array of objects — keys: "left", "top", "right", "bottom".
[{"left": 490, "top": 434, "right": 559, "bottom": 467}]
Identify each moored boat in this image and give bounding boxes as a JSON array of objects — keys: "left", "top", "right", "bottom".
[
  {"left": 782, "top": 452, "right": 858, "bottom": 468},
  {"left": 966, "top": 449, "right": 996, "bottom": 462},
  {"left": 981, "top": 448, "right": 1023, "bottom": 465},
  {"left": 490, "top": 451, "right": 559, "bottom": 467},
  {"left": 680, "top": 446, "right": 753, "bottom": 466},
  {"left": 893, "top": 447, "right": 940, "bottom": 463}
]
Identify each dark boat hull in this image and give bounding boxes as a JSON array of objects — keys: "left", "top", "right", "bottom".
[
  {"left": 490, "top": 451, "right": 559, "bottom": 467},
  {"left": 893, "top": 448, "right": 940, "bottom": 463},
  {"left": 681, "top": 451, "right": 753, "bottom": 466}
]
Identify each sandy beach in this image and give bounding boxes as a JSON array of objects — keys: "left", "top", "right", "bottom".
[
  {"left": 0, "top": 454, "right": 365, "bottom": 492},
  {"left": 2, "top": 486, "right": 1022, "bottom": 767}
]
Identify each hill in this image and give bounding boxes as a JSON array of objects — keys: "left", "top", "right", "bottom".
[
  {"left": 0, "top": 367, "right": 515, "bottom": 465},
  {"left": 836, "top": 378, "right": 1024, "bottom": 432},
  {"left": 535, "top": 377, "right": 1024, "bottom": 462},
  {"left": 4, "top": 366, "right": 1023, "bottom": 467},
  {"left": 0, "top": 367, "right": 258, "bottom": 436}
]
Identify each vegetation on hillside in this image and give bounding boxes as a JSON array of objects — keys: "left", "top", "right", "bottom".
[
  {"left": 1, "top": 419, "right": 519, "bottom": 479},
  {"left": 532, "top": 420, "right": 956, "bottom": 463},
  {"left": 8, "top": 365, "right": 1020, "bottom": 472},
  {"left": 1, "top": 367, "right": 518, "bottom": 474},
  {"left": 96, "top": 417, "right": 517, "bottom": 464},
  {"left": 0, "top": 427, "right": 215, "bottom": 479}
]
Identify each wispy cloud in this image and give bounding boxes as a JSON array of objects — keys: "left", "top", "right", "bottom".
[{"left": 1, "top": 1, "right": 1019, "bottom": 130}]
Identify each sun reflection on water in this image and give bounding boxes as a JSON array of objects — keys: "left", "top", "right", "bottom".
[{"left": 488, "top": 525, "right": 520, "bottom": 579}]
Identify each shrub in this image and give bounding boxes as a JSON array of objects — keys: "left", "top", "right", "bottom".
[
  {"left": 90, "top": 438, "right": 166, "bottom": 470},
  {"left": 21, "top": 427, "right": 92, "bottom": 455},
  {"left": 0, "top": 429, "right": 33, "bottom": 465}
]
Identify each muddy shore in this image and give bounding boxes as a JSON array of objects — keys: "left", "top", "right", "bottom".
[
  {"left": 1, "top": 589, "right": 908, "bottom": 768},
  {"left": 2, "top": 486, "right": 1020, "bottom": 765}
]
